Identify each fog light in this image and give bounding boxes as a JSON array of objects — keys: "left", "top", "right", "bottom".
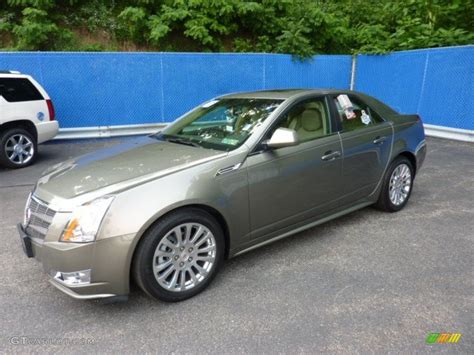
[{"left": 53, "top": 269, "right": 91, "bottom": 286}]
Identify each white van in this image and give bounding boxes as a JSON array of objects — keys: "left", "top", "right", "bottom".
[{"left": 0, "top": 71, "right": 59, "bottom": 168}]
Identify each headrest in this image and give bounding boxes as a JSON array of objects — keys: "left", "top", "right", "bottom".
[
  {"left": 305, "top": 102, "right": 322, "bottom": 110},
  {"left": 300, "top": 108, "right": 322, "bottom": 131}
]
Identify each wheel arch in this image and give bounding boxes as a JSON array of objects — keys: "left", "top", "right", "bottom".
[
  {"left": 128, "top": 203, "right": 231, "bottom": 288},
  {"left": 0, "top": 120, "right": 38, "bottom": 142},
  {"left": 396, "top": 151, "right": 417, "bottom": 176},
  {"left": 186, "top": 204, "right": 231, "bottom": 259}
]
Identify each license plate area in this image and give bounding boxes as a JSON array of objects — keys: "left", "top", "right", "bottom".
[{"left": 17, "top": 223, "right": 34, "bottom": 258}]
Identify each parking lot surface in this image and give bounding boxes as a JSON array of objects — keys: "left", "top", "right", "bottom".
[{"left": 0, "top": 136, "right": 472, "bottom": 353}]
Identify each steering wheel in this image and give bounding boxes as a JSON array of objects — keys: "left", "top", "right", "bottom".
[{"left": 200, "top": 126, "right": 226, "bottom": 138}]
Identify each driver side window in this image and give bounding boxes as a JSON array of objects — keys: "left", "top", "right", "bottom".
[{"left": 272, "top": 97, "right": 331, "bottom": 143}]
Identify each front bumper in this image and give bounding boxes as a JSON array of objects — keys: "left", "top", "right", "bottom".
[
  {"left": 48, "top": 277, "right": 116, "bottom": 300},
  {"left": 17, "top": 223, "right": 135, "bottom": 300}
]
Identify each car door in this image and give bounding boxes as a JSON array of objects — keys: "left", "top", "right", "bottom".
[
  {"left": 331, "top": 94, "right": 393, "bottom": 205},
  {"left": 246, "top": 96, "right": 344, "bottom": 240}
]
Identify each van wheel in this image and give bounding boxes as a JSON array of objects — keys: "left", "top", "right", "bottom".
[
  {"left": 375, "top": 156, "right": 414, "bottom": 212},
  {"left": 0, "top": 128, "right": 37, "bottom": 169},
  {"left": 132, "top": 208, "right": 224, "bottom": 302}
]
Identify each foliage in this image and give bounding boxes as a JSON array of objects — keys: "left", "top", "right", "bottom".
[
  {"left": 12, "top": 7, "right": 74, "bottom": 50},
  {"left": 0, "top": 0, "right": 472, "bottom": 57},
  {"left": 345, "top": 0, "right": 474, "bottom": 53}
]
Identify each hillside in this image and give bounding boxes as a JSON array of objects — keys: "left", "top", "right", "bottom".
[{"left": 1, "top": 0, "right": 473, "bottom": 58}]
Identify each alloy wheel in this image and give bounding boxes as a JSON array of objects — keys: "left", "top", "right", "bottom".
[
  {"left": 153, "top": 223, "right": 217, "bottom": 292},
  {"left": 389, "top": 163, "right": 412, "bottom": 206},
  {"left": 4, "top": 134, "right": 34, "bottom": 165}
]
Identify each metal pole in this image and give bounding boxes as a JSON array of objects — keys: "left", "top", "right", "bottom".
[{"left": 350, "top": 55, "right": 357, "bottom": 90}]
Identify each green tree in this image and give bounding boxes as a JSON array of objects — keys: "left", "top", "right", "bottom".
[
  {"left": 0, "top": 0, "right": 472, "bottom": 56},
  {"left": 5, "top": 0, "right": 74, "bottom": 50}
]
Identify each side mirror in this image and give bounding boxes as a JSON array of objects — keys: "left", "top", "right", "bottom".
[{"left": 265, "top": 128, "right": 299, "bottom": 149}]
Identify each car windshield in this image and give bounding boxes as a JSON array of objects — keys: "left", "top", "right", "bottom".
[{"left": 156, "top": 98, "right": 283, "bottom": 151}]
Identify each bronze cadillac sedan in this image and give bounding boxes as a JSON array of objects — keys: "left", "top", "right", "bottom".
[{"left": 18, "top": 89, "right": 426, "bottom": 302}]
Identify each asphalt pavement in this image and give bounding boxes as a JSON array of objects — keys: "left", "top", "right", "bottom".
[{"left": 0, "top": 136, "right": 472, "bottom": 353}]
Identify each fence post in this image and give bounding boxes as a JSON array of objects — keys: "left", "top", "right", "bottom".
[{"left": 350, "top": 54, "right": 357, "bottom": 90}]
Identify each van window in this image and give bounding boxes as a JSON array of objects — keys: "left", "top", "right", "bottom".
[{"left": 0, "top": 78, "right": 43, "bottom": 102}]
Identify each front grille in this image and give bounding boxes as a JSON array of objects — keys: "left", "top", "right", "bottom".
[{"left": 25, "top": 195, "right": 56, "bottom": 240}]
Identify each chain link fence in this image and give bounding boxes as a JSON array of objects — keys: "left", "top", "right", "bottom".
[
  {"left": 356, "top": 45, "right": 473, "bottom": 131},
  {"left": 0, "top": 46, "right": 472, "bottom": 134}
]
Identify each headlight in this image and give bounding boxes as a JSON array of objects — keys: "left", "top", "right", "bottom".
[
  {"left": 60, "top": 196, "right": 114, "bottom": 243},
  {"left": 23, "top": 192, "right": 32, "bottom": 227}
]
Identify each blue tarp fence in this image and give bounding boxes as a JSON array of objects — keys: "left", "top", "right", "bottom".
[
  {"left": 355, "top": 46, "right": 473, "bottom": 131},
  {"left": 0, "top": 45, "right": 472, "bottom": 130}
]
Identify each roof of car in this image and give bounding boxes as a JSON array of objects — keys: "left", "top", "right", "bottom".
[
  {"left": 0, "top": 70, "right": 28, "bottom": 79},
  {"left": 219, "top": 88, "right": 399, "bottom": 116},
  {"left": 0, "top": 70, "right": 22, "bottom": 74},
  {"left": 220, "top": 88, "right": 354, "bottom": 100}
]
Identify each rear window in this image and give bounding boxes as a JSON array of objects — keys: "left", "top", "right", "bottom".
[
  {"left": 0, "top": 78, "right": 43, "bottom": 102},
  {"left": 334, "top": 95, "right": 384, "bottom": 132}
]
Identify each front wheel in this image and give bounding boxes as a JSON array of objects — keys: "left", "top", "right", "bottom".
[
  {"left": 132, "top": 208, "right": 224, "bottom": 302},
  {"left": 375, "top": 156, "right": 414, "bottom": 212}
]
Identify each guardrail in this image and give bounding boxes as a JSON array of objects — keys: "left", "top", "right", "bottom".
[
  {"left": 55, "top": 122, "right": 474, "bottom": 142},
  {"left": 56, "top": 123, "right": 167, "bottom": 139}
]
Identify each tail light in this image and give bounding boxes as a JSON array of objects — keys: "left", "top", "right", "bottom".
[{"left": 46, "top": 99, "right": 55, "bottom": 121}]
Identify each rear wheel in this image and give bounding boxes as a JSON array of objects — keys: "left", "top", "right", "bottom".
[
  {"left": 132, "top": 208, "right": 224, "bottom": 302},
  {"left": 0, "top": 128, "right": 37, "bottom": 169},
  {"left": 375, "top": 156, "right": 414, "bottom": 212}
]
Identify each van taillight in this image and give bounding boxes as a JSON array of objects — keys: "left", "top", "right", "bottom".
[{"left": 46, "top": 99, "right": 55, "bottom": 121}]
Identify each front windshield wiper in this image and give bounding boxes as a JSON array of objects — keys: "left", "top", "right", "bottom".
[{"left": 164, "top": 136, "right": 201, "bottom": 148}]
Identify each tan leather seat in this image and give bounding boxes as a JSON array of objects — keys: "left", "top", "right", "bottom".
[{"left": 289, "top": 107, "right": 324, "bottom": 141}]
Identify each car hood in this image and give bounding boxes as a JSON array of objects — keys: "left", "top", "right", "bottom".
[{"left": 36, "top": 136, "right": 226, "bottom": 199}]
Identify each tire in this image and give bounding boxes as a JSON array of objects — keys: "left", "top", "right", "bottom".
[
  {"left": 0, "top": 128, "right": 37, "bottom": 169},
  {"left": 132, "top": 208, "right": 225, "bottom": 302},
  {"left": 375, "top": 156, "right": 414, "bottom": 212}
]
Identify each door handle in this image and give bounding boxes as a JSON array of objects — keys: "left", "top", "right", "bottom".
[
  {"left": 321, "top": 150, "right": 341, "bottom": 161},
  {"left": 373, "top": 136, "right": 387, "bottom": 145}
]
